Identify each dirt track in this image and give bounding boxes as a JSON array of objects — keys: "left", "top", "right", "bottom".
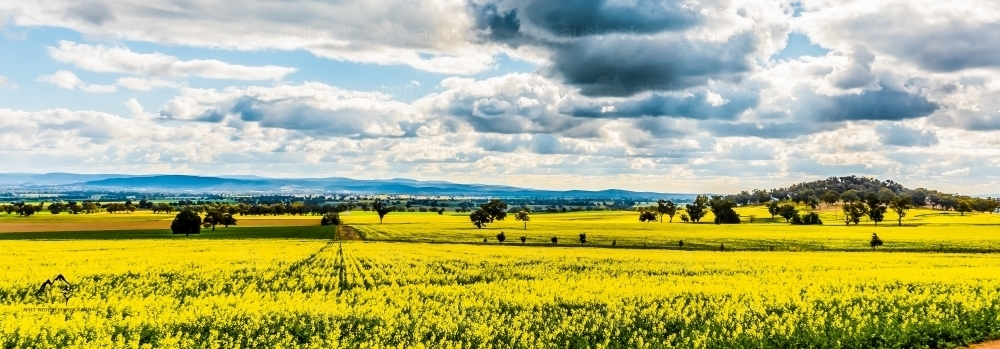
[
  {"left": 0, "top": 219, "right": 315, "bottom": 233},
  {"left": 338, "top": 225, "right": 361, "bottom": 240},
  {"left": 972, "top": 341, "right": 1000, "bottom": 348}
]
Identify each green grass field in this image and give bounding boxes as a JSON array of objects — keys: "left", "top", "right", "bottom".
[{"left": 0, "top": 225, "right": 336, "bottom": 240}]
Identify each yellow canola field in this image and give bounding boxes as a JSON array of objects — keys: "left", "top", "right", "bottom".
[
  {"left": 348, "top": 209, "right": 1000, "bottom": 251},
  {"left": 3, "top": 240, "right": 1000, "bottom": 348}
]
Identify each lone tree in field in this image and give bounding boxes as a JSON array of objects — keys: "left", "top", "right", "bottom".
[
  {"left": 889, "top": 195, "right": 911, "bottom": 226},
  {"left": 870, "top": 233, "right": 884, "bottom": 250},
  {"left": 480, "top": 199, "right": 509, "bottom": 222},
  {"left": 639, "top": 210, "right": 658, "bottom": 223},
  {"left": 171, "top": 210, "right": 202, "bottom": 236},
  {"left": 842, "top": 202, "right": 868, "bottom": 225},
  {"left": 957, "top": 200, "right": 972, "bottom": 216},
  {"left": 685, "top": 195, "right": 709, "bottom": 223},
  {"left": 767, "top": 201, "right": 780, "bottom": 218},
  {"left": 372, "top": 199, "right": 392, "bottom": 224},
  {"left": 709, "top": 196, "right": 741, "bottom": 224},
  {"left": 321, "top": 213, "right": 341, "bottom": 226},
  {"left": 496, "top": 231, "right": 506, "bottom": 243},
  {"left": 203, "top": 210, "right": 224, "bottom": 231},
  {"left": 221, "top": 214, "right": 237, "bottom": 227},
  {"left": 520, "top": 236, "right": 526, "bottom": 244},
  {"left": 778, "top": 204, "right": 798, "bottom": 223},
  {"left": 657, "top": 200, "right": 678, "bottom": 222},
  {"left": 865, "top": 193, "right": 887, "bottom": 226},
  {"left": 515, "top": 209, "right": 531, "bottom": 230},
  {"left": 470, "top": 209, "right": 490, "bottom": 229},
  {"left": 579, "top": 233, "right": 587, "bottom": 245},
  {"left": 550, "top": 236, "right": 558, "bottom": 244}
]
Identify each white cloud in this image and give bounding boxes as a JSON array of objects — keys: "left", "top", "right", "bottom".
[
  {"left": 115, "top": 77, "right": 183, "bottom": 91},
  {"left": 0, "top": 76, "right": 16, "bottom": 90},
  {"left": 37, "top": 70, "right": 117, "bottom": 93},
  {"left": 4, "top": 1, "right": 495, "bottom": 74},
  {"left": 48, "top": 41, "right": 296, "bottom": 80}
]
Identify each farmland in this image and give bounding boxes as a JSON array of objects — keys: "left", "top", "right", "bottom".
[
  {"left": 3, "top": 203, "right": 1000, "bottom": 348},
  {"left": 347, "top": 207, "right": 1000, "bottom": 252},
  {"left": 3, "top": 240, "right": 1000, "bottom": 348}
]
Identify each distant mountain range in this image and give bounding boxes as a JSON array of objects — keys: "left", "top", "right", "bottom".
[{"left": 0, "top": 173, "right": 691, "bottom": 199}]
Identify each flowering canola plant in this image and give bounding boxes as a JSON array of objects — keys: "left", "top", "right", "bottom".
[{"left": 2, "top": 240, "right": 1000, "bottom": 348}]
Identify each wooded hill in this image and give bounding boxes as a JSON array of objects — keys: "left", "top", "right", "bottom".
[{"left": 728, "top": 175, "right": 998, "bottom": 212}]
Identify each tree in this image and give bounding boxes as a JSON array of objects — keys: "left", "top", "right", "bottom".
[
  {"left": 657, "top": 200, "right": 677, "bottom": 223},
  {"left": 791, "top": 212, "right": 823, "bottom": 225},
  {"left": 877, "top": 188, "right": 896, "bottom": 204},
  {"left": 220, "top": 214, "right": 237, "bottom": 227},
  {"left": 709, "top": 196, "right": 740, "bottom": 224},
  {"left": 778, "top": 204, "right": 798, "bottom": 223},
  {"left": 372, "top": 199, "right": 392, "bottom": 224},
  {"left": 680, "top": 214, "right": 690, "bottom": 222},
  {"left": 889, "top": 195, "right": 911, "bottom": 226},
  {"left": 470, "top": 209, "right": 490, "bottom": 229},
  {"left": 579, "top": 233, "right": 587, "bottom": 245},
  {"left": 842, "top": 202, "right": 868, "bottom": 225},
  {"left": 766, "top": 201, "right": 780, "bottom": 218},
  {"left": 639, "top": 211, "right": 658, "bottom": 223},
  {"left": 496, "top": 231, "right": 506, "bottom": 244},
  {"left": 870, "top": 233, "right": 884, "bottom": 250},
  {"left": 840, "top": 190, "right": 861, "bottom": 203},
  {"left": 17, "top": 204, "right": 36, "bottom": 217},
  {"left": 47, "top": 202, "right": 65, "bottom": 215},
  {"left": 520, "top": 236, "right": 526, "bottom": 244},
  {"left": 171, "top": 210, "right": 202, "bottom": 236},
  {"left": 203, "top": 210, "right": 224, "bottom": 231},
  {"left": 822, "top": 191, "right": 839, "bottom": 207},
  {"left": 956, "top": 200, "right": 972, "bottom": 216},
  {"left": 550, "top": 236, "right": 558, "bottom": 244},
  {"left": 865, "top": 193, "right": 887, "bottom": 226},
  {"left": 515, "top": 210, "right": 531, "bottom": 230},
  {"left": 658, "top": 200, "right": 678, "bottom": 222},
  {"left": 685, "top": 195, "right": 709, "bottom": 223},
  {"left": 480, "top": 199, "right": 509, "bottom": 222},
  {"left": 320, "top": 213, "right": 341, "bottom": 226}
]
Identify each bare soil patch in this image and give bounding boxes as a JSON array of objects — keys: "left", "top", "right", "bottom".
[
  {"left": 338, "top": 225, "right": 361, "bottom": 240},
  {"left": 971, "top": 340, "right": 1000, "bottom": 349}
]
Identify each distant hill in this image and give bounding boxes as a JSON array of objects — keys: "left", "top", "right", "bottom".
[
  {"left": 0, "top": 173, "right": 136, "bottom": 186},
  {"left": 1, "top": 173, "right": 692, "bottom": 200}
]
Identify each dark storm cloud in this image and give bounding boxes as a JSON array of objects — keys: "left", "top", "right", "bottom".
[
  {"left": 876, "top": 124, "right": 939, "bottom": 147},
  {"left": 471, "top": 0, "right": 756, "bottom": 97},
  {"left": 514, "top": 0, "right": 701, "bottom": 36},
  {"left": 813, "top": 88, "right": 939, "bottom": 122},
  {"left": 472, "top": 0, "right": 702, "bottom": 41},
  {"left": 548, "top": 33, "right": 757, "bottom": 97},
  {"left": 473, "top": 3, "right": 521, "bottom": 41}
]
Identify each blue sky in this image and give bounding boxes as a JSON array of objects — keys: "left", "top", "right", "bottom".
[{"left": 1, "top": 0, "right": 998, "bottom": 194}]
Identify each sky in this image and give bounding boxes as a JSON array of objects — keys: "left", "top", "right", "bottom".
[{"left": 0, "top": 0, "right": 998, "bottom": 194}]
